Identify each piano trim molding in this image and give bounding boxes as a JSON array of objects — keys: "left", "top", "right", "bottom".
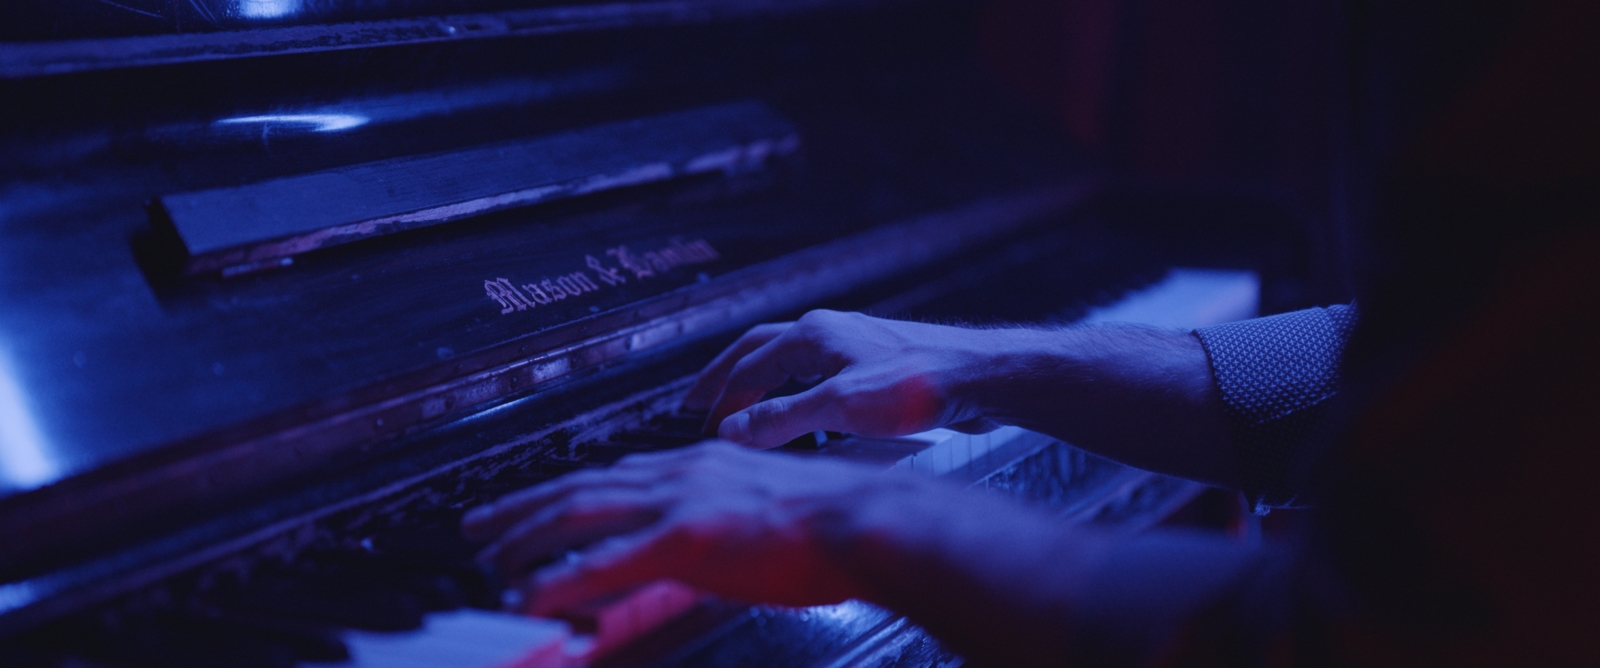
[{"left": 0, "top": 0, "right": 931, "bottom": 79}]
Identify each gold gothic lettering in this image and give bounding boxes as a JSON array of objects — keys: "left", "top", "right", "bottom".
[{"left": 484, "top": 238, "right": 720, "bottom": 316}]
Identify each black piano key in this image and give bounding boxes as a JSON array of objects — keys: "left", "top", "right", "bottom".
[
  {"left": 469, "top": 479, "right": 545, "bottom": 502},
  {"left": 609, "top": 429, "right": 705, "bottom": 448},
  {"left": 579, "top": 443, "right": 649, "bottom": 464},
  {"left": 399, "top": 506, "right": 470, "bottom": 527},
  {"left": 67, "top": 615, "right": 301, "bottom": 668},
  {"left": 448, "top": 562, "right": 506, "bottom": 610},
  {"left": 209, "top": 573, "right": 427, "bottom": 632},
  {"left": 355, "top": 532, "right": 506, "bottom": 609},
  {"left": 537, "top": 457, "right": 598, "bottom": 476},
  {"left": 169, "top": 611, "right": 350, "bottom": 662},
  {"left": 780, "top": 431, "right": 847, "bottom": 451},
  {"left": 315, "top": 545, "right": 505, "bottom": 611},
  {"left": 649, "top": 410, "right": 712, "bottom": 434},
  {"left": 0, "top": 643, "right": 63, "bottom": 668},
  {"left": 364, "top": 520, "right": 481, "bottom": 563},
  {"left": 353, "top": 527, "right": 506, "bottom": 609},
  {"left": 294, "top": 550, "right": 471, "bottom": 612}
]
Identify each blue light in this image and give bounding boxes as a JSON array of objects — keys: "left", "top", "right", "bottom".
[
  {"left": 214, "top": 113, "right": 370, "bottom": 133},
  {"left": 0, "top": 348, "right": 58, "bottom": 491},
  {"left": 235, "top": 0, "right": 303, "bottom": 19}
]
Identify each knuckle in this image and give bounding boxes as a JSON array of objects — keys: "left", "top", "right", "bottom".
[
  {"left": 747, "top": 401, "right": 792, "bottom": 436},
  {"left": 794, "top": 309, "right": 834, "bottom": 332},
  {"left": 726, "top": 357, "right": 766, "bottom": 390},
  {"left": 736, "top": 323, "right": 788, "bottom": 349},
  {"left": 564, "top": 488, "right": 607, "bottom": 511},
  {"left": 486, "top": 485, "right": 537, "bottom": 511},
  {"left": 753, "top": 322, "right": 788, "bottom": 336},
  {"left": 832, "top": 386, "right": 870, "bottom": 418},
  {"left": 811, "top": 382, "right": 844, "bottom": 403},
  {"left": 530, "top": 479, "right": 583, "bottom": 504},
  {"left": 728, "top": 355, "right": 756, "bottom": 376},
  {"left": 562, "top": 468, "right": 609, "bottom": 487},
  {"left": 530, "top": 499, "right": 574, "bottom": 528},
  {"left": 570, "top": 550, "right": 608, "bottom": 576},
  {"left": 737, "top": 326, "right": 770, "bottom": 344}
]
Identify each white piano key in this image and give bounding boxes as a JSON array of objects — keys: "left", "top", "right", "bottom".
[
  {"left": 312, "top": 609, "right": 569, "bottom": 668},
  {"left": 889, "top": 426, "right": 1030, "bottom": 477},
  {"left": 1079, "top": 268, "right": 1259, "bottom": 328}
]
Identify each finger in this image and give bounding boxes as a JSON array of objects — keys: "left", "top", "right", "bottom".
[
  {"left": 682, "top": 323, "right": 791, "bottom": 413},
  {"left": 471, "top": 442, "right": 743, "bottom": 543},
  {"left": 608, "top": 439, "right": 742, "bottom": 470},
  {"left": 947, "top": 417, "right": 1003, "bottom": 434},
  {"left": 462, "top": 467, "right": 662, "bottom": 541},
  {"left": 704, "top": 335, "right": 835, "bottom": 443},
  {"left": 718, "top": 381, "right": 848, "bottom": 449},
  {"left": 481, "top": 489, "right": 666, "bottom": 577},
  {"left": 523, "top": 526, "right": 683, "bottom": 617}
]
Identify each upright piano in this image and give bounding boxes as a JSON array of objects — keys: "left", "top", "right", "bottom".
[{"left": 0, "top": 1, "right": 1286, "bottom": 665}]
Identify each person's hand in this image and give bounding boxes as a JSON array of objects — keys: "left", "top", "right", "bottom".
[
  {"left": 460, "top": 441, "right": 942, "bottom": 615},
  {"left": 683, "top": 310, "right": 1003, "bottom": 449}
]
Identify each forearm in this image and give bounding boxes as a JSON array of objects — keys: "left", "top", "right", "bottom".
[
  {"left": 963, "top": 325, "right": 1239, "bottom": 489},
  {"left": 684, "top": 311, "right": 1239, "bottom": 487},
  {"left": 827, "top": 481, "right": 1266, "bottom": 666}
]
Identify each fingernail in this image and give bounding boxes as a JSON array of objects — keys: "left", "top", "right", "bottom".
[
  {"left": 523, "top": 568, "right": 569, "bottom": 616},
  {"left": 719, "top": 412, "right": 752, "bottom": 445},
  {"left": 500, "top": 586, "right": 526, "bottom": 612},
  {"left": 462, "top": 504, "right": 493, "bottom": 527}
]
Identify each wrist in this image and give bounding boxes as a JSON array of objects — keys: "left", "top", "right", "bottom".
[
  {"left": 818, "top": 475, "right": 1113, "bottom": 665},
  {"left": 954, "top": 328, "right": 1080, "bottom": 427},
  {"left": 810, "top": 472, "right": 950, "bottom": 602}
]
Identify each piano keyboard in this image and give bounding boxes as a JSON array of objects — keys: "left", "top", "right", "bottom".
[
  {"left": 4, "top": 268, "right": 1256, "bottom": 667},
  {"left": 330, "top": 610, "right": 568, "bottom": 668}
]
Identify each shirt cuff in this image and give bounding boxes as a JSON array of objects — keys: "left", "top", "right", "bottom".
[{"left": 1194, "top": 304, "right": 1357, "bottom": 512}]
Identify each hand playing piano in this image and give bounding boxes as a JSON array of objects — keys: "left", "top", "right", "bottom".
[
  {"left": 683, "top": 308, "right": 1240, "bottom": 490},
  {"left": 459, "top": 438, "right": 1267, "bottom": 668},
  {"left": 683, "top": 309, "right": 1003, "bottom": 449},
  {"left": 461, "top": 441, "right": 951, "bottom": 616}
]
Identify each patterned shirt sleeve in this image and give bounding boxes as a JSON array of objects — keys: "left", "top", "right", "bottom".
[{"left": 1193, "top": 304, "right": 1358, "bottom": 512}]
